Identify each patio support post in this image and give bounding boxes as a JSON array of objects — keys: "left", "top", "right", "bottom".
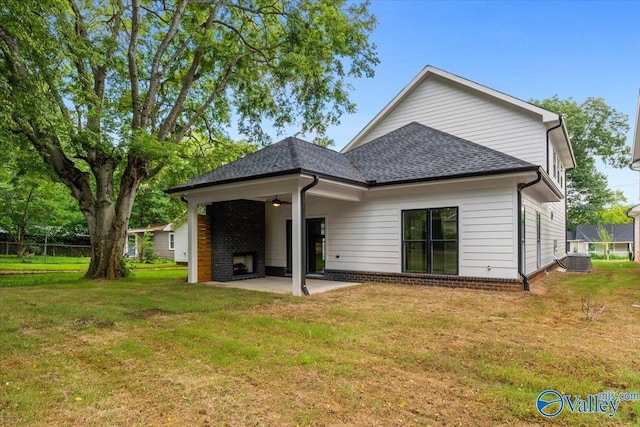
[
  {"left": 187, "top": 199, "right": 198, "bottom": 283},
  {"left": 291, "top": 185, "right": 303, "bottom": 296}
]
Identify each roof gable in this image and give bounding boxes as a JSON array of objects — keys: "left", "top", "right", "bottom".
[
  {"left": 344, "top": 122, "right": 536, "bottom": 184},
  {"left": 341, "top": 65, "right": 575, "bottom": 168}
]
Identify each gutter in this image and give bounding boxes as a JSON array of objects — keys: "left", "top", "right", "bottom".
[
  {"left": 167, "top": 165, "right": 540, "bottom": 195},
  {"left": 300, "top": 175, "right": 319, "bottom": 296},
  {"left": 517, "top": 169, "right": 542, "bottom": 291},
  {"left": 546, "top": 116, "right": 563, "bottom": 175}
]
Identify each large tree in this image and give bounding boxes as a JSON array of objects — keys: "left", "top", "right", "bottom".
[
  {"left": 531, "top": 97, "right": 630, "bottom": 230},
  {"left": 0, "top": 0, "right": 378, "bottom": 278}
]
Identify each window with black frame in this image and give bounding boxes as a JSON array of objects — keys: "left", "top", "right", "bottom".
[{"left": 402, "top": 208, "right": 458, "bottom": 274}]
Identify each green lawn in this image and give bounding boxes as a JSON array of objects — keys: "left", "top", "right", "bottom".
[
  {"left": 0, "top": 261, "right": 638, "bottom": 426},
  {"left": 0, "top": 255, "right": 181, "bottom": 272}
]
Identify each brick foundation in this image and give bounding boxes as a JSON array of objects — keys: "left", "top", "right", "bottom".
[
  {"left": 323, "top": 269, "right": 523, "bottom": 292},
  {"left": 208, "top": 200, "right": 265, "bottom": 282}
]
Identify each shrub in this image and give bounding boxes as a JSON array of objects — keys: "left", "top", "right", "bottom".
[{"left": 137, "top": 230, "right": 159, "bottom": 264}]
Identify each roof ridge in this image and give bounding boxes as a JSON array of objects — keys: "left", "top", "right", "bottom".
[
  {"left": 348, "top": 121, "right": 535, "bottom": 168},
  {"left": 287, "top": 137, "right": 301, "bottom": 168}
]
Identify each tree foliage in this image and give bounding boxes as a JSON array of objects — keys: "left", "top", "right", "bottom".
[
  {"left": 0, "top": 144, "right": 85, "bottom": 254},
  {"left": 596, "top": 203, "right": 634, "bottom": 225},
  {"left": 0, "top": 0, "right": 378, "bottom": 278},
  {"left": 531, "top": 96, "right": 630, "bottom": 230},
  {"left": 130, "top": 133, "right": 256, "bottom": 227}
]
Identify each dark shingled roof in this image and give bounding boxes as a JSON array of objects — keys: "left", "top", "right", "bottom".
[
  {"left": 168, "top": 122, "right": 538, "bottom": 193},
  {"left": 575, "top": 224, "right": 633, "bottom": 243},
  {"left": 344, "top": 122, "right": 535, "bottom": 184},
  {"left": 170, "top": 137, "right": 367, "bottom": 192}
]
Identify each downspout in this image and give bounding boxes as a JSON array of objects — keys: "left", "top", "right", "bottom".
[
  {"left": 300, "top": 175, "right": 319, "bottom": 296},
  {"left": 626, "top": 208, "right": 636, "bottom": 261},
  {"left": 517, "top": 169, "right": 542, "bottom": 291},
  {"left": 546, "top": 116, "right": 563, "bottom": 174}
]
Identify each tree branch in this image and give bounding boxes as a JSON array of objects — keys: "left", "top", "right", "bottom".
[
  {"left": 13, "top": 116, "right": 95, "bottom": 217},
  {"left": 225, "top": 1, "right": 284, "bottom": 16},
  {"left": 157, "top": 5, "right": 221, "bottom": 140},
  {"left": 129, "top": 0, "right": 141, "bottom": 129},
  {"left": 140, "top": 0, "right": 189, "bottom": 128},
  {"left": 67, "top": 0, "right": 93, "bottom": 96},
  {"left": 0, "top": 26, "right": 28, "bottom": 78},
  {"left": 172, "top": 52, "right": 247, "bottom": 143},
  {"left": 213, "top": 19, "right": 273, "bottom": 64}
]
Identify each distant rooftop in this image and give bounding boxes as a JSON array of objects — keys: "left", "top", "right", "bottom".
[{"left": 572, "top": 224, "right": 633, "bottom": 243}]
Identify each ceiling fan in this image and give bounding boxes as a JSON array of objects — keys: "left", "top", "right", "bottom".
[{"left": 271, "top": 195, "right": 291, "bottom": 207}]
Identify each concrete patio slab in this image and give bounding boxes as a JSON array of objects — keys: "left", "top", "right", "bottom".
[{"left": 204, "top": 276, "right": 360, "bottom": 295}]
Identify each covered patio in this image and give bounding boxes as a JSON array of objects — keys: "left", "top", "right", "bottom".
[{"left": 164, "top": 136, "right": 372, "bottom": 296}]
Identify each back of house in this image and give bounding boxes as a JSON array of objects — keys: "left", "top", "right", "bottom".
[{"left": 168, "top": 65, "right": 575, "bottom": 293}]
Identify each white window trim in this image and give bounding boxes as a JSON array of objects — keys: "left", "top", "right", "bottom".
[{"left": 169, "top": 232, "right": 175, "bottom": 250}]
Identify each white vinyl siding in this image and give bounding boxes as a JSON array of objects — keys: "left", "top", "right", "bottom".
[
  {"left": 264, "top": 178, "right": 521, "bottom": 280},
  {"left": 174, "top": 223, "right": 188, "bottom": 263},
  {"left": 152, "top": 231, "right": 174, "bottom": 260},
  {"left": 352, "top": 76, "right": 546, "bottom": 166},
  {"left": 547, "top": 133, "right": 567, "bottom": 196},
  {"left": 635, "top": 217, "right": 640, "bottom": 262},
  {"left": 265, "top": 202, "right": 289, "bottom": 267},
  {"left": 521, "top": 193, "right": 566, "bottom": 275}
]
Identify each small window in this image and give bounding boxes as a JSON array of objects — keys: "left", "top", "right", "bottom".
[
  {"left": 127, "top": 235, "right": 137, "bottom": 257},
  {"left": 169, "top": 232, "right": 175, "bottom": 250}
]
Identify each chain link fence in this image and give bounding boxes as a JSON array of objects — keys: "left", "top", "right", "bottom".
[{"left": 0, "top": 241, "right": 91, "bottom": 257}]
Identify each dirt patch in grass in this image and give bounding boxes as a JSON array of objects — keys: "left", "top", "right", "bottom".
[
  {"left": 70, "top": 316, "right": 116, "bottom": 330},
  {"left": 1, "top": 263, "right": 639, "bottom": 426},
  {"left": 127, "top": 308, "right": 175, "bottom": 320}
]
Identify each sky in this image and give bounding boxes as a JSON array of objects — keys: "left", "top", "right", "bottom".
[{"left": 288, "top": 0, "right": 640, "bottom": 204}]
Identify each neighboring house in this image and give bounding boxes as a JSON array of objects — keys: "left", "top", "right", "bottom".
[
  {"left": 629, "top": 92, "right": 640, "bottom": 262},
  {"left": 629, "top": 206, "right": 640, "bottom": 262},
  {"left": 167, "top": 65, "right": 575, "bottom": 295},
  {"left": 126, "top": 223, "right": 176, "bottom": 260},
  {"left": 567, "top": 224, "right": 634, "bottom": 257},
  {"left": 631, "top": 90, "right": 640, "bottom": 172}
]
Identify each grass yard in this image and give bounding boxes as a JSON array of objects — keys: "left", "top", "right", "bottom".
[
  {"left": 0, "top": 261, "right": 639, "bottom": 426},
  {"left": 0, "top": 255, "right": 181, "bottom": 272}
]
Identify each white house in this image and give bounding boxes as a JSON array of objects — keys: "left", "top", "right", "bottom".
[
  {"left": 629, "top": 91, "right": 640, "bottom": 262},
  {"left": 167, "top": 66, "right": 575, "bottom": 295}
]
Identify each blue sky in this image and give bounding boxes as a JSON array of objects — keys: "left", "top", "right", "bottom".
[{"left": 312, "top": 0, "right": 640, "bottom": 203}]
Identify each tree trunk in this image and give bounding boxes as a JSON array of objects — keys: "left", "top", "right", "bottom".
[
  {"left": 82, "top": 157, "right": 143, "bottom": 280},
  {"left": 16, "top": 227, "right": 26, "bottom": 257},
  {"left": 84, "top": 211, "right": 128, "bottom": 279}
]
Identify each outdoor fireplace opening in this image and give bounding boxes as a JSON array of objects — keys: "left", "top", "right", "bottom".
[{"left": 233, "top": 252, "right": 255, "bottom": 276}]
